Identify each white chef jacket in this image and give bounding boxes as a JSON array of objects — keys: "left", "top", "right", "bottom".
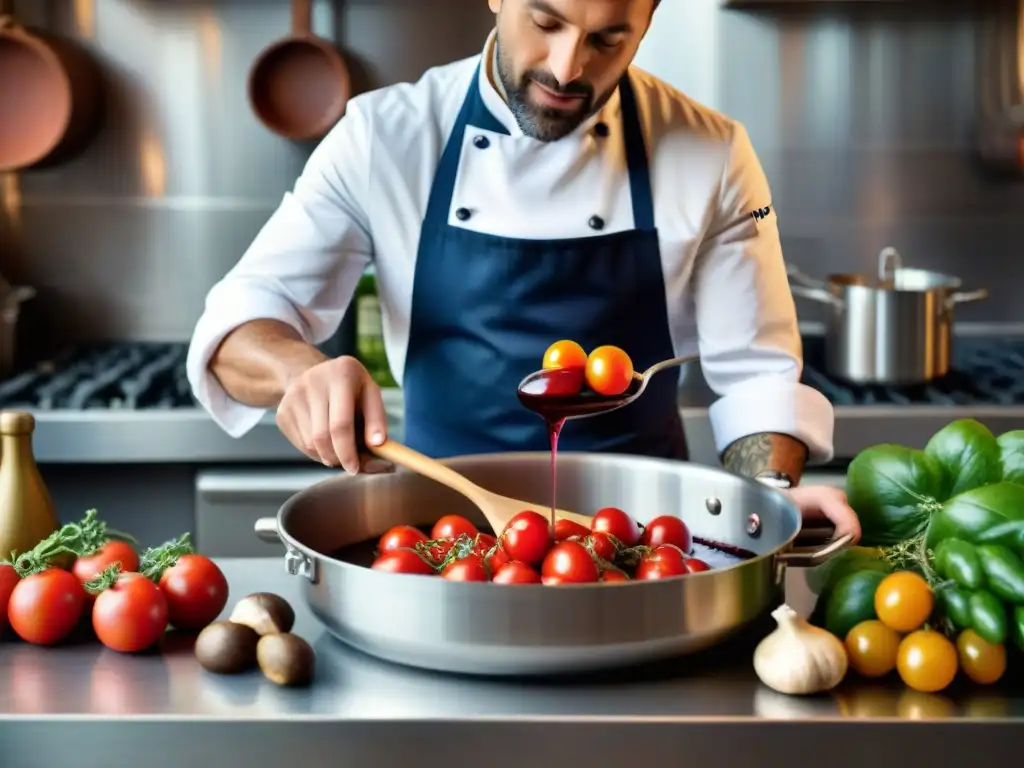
[{"left": 187, "top": 31, "right": 835, "bottom": 464}]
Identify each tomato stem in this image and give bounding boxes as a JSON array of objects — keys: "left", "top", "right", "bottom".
[
  {"left": 11, "top": 509, "right": 112, "bottom": 578},
  {"left": 139, "top": 533, "right": 195, "bottom": 582},
  {"left": 84, "top": 562, "right": 124, "bottom": 594},
  {"left": 435, "top": 533, "right": 482, "bottom": 572}
]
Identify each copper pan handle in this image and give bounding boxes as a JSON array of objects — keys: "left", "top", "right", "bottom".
[{"left": 291, "top": 0, "right": 312, "bottom": 36}]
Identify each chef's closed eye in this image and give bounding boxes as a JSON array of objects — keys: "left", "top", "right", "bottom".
[
  {"left": 531, "top": 14, "right": 624, "bottom": 50},
  {"left": 531, "top": 13, "right": 559, "bottom": 32}
]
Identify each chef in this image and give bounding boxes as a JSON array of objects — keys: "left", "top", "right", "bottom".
[{"left": 187, "top": 0, "right": 860, "bottom": 541}]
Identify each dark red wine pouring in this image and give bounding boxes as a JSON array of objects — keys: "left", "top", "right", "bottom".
[{"left": 516, "top": 354, "right": 697, "bottom": 532}]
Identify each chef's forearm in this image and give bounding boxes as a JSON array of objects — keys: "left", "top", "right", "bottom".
[
  {"left": 721, "top": 432, "right": 809, "bottom": 484},
  {"left": 209, "top": 319, "right": 328, "bottom": 408}
]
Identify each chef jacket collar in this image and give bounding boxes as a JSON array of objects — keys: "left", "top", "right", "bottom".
[{"left": 477, "top": 28, "right": 622, "bottom": 141}]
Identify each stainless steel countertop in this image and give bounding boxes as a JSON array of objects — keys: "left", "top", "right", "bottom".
[{"left": 1, "top": 558, "right": 1021, "bottom": 768}]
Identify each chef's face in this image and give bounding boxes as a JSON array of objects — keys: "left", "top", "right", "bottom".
[{"left": 489, "top": 0, "right": 655, "bottom": 141}]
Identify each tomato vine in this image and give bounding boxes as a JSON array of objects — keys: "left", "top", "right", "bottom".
[{"left": 139, "top": 533, "right": 195, "bottom": 582}]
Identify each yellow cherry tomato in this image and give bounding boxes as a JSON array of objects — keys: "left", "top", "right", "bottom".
[
  {"left": 542, "top": 340, "right": 588, "bottom": 371},
  {"left": 874, "top": 571, "right": 934, "bottom": 633},
  {"left": 585, "top": 345, "right": 634, "bottom": 396},
  {"left": 956, "top": 629, "right": 1007, "bottom": 685},
  {"left": 896, "top": 630, "right": 958, "bottom": 693},
  {"left": 845, "top": 620, "right": 901, "bottom": 678}
]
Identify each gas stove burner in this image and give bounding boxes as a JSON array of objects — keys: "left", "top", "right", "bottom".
[
  {"left": 801, "top": 335, "right": 1024, "bottom": 407},
  {"left": 0, "top": 343, "right": 195, "bottom": 410}
]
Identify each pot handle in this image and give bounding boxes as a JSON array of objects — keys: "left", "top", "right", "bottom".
[
  {"left": 254, "top": 516, "right": 282, "bottom": 543},
  {"left": 785, "top": 263, "right": 828, "bottom": 290},
  {"left": 790, "top": 284, "right": 844, "bottom": 308},
  {"left": 947, "top": 288, "right": 988, "bottom": 309},
  {"left": 776, "top": 533, "right": 853, "bottom": 568}
]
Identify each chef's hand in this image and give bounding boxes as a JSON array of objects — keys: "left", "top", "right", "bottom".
[
  {"left": 784, "top": 485, "right": 862, "bottom": 545},
  {"left": 275, "top": 355, "right": 392, "bottom": 475}
]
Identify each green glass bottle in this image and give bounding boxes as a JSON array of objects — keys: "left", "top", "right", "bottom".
[{"left": 354, "top": 269, "right": 398, "bottom": 389}]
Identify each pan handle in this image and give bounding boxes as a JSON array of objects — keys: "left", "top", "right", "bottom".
[
  {"left": 776, "top": 533, "right": 853, "bottom": 568},
  {"left": 786, "top": 263, "right": 829, "bottom": 290},
  {"left": 947, "top": 288, "right": 988, "bottom": 309},
  {"left": 254, "top": 517, "right": 282, "bottom": 543},
  {"left": 790, "top": 284, "right": 844, "bottom": 308},
  {"left": 291, "top": 0, "right": 312, "bottom": 35}
]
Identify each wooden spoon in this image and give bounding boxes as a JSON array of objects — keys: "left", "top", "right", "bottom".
[{"left": 369, "top": 439, "right": 592, "bottom": 535}]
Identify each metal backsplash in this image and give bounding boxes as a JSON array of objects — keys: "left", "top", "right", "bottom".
[{"left": 0, "top": 0, "right": 1022, "bottom": 350}]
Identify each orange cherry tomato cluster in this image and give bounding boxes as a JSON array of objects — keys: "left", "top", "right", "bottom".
[
  {"left": 368, "top": 508, "right": 710, "bottom": 585},
  {"left": 542, "top": 340, "right": 636, "bottom": 397}
]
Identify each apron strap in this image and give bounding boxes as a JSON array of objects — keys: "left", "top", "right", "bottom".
[
  {"left": 422, "top": 65, "right": 504, "bottom": 228},
  {"left": 617, "top": 73, "right": 655, "bottom": 232}
]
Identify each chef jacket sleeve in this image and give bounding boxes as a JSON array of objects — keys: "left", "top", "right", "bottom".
[
  {"left": 693, "top": 123, "right": 834, "bottom": 464},
  {"left": 186, "top": 104, "right": 374, "bottom": 438}
]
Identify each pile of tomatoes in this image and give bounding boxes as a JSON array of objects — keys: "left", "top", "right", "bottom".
[
  {"left": 370, "top": 506, "right": 711, "bottom": 585},
  {"left": 541, "top": 340, "right": 635, "bottom": 397},
  {"left": 842, "top": 571, "right": 1009, "bottom": 693},
  {"left": 0, "top": 534, "right": 228, "bottom": 653}
]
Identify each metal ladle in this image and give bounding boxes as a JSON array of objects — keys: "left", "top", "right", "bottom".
[{"left": 517, "top": 353, "right": 701, "bottom": 421}]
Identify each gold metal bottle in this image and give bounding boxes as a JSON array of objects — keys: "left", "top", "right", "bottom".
[{"left": 0, "top": 411, "right": 60, "bottom": 560}]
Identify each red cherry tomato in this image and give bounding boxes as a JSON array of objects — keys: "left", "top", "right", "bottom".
[
  {"left": 527, "top": 367, "right": 585, "bottom": 397},
  {"left": 8, "top": 568, "right": 85, "bottom": 645},
  {"left": 585, "top": 345, "right": 634, "bottom": 396},
  {"left": 472, "top": 533, "right": 497, "bottom": 555},
  {"left": 588, "top": 532, "right": 617, "bottom": 562},
  {"left": 419, "top": 538, "right": 456, "bottom": 567},
  {"left": 158, "top": 555, "right": 229, "bottom": 631},
  {"left": 640, "top": 516, "right": 693, "bottom": 554},
  {"left": 431, "top": 515, "right": 478, "bottom": 541},
  {"left": 492, "top": 561, "right": 542, "bottom": 584},
  {"left": 371, "top": 549, "right": 436, "bottom": 575},
  {"left": 378, "top": 525, "right": 429, "bottom": 554},
  {"left": 93, "top": 572, "right": 169, "bottom": 653},
  {"left": 0, "top": 563, "right": 18, "bottom": 635},
  {"left": 592, "top": 507, "right": 641, "bottom": 547},
  {"left": 541, "top": 541, "right": 599, "bottom": 585},
  {"left": 501, "top": 511, "right": 552, "bottom": 565},
  {"left": 635, "top": 544, "right": 690, "bottom": 580},
  {"left": 601, "top": 569, "right": 630, "bottom": 583},
  {"left": 485, "top": 544, "right": 510, "bottom": 573},
  {"left": 542, "top": 340, "right": 588, "bottom": 371},
  {"left": 684, "top": 558, "right": 711, "bottom": 573},
  {"left": 554, "top": 518, "right": 591, "bottom": 541},
  {"left": 72, "top": 541, "right": 141, "bottom": 584},
  {"left": 442, "top": 555, "right": 489, "bottom": 582}
]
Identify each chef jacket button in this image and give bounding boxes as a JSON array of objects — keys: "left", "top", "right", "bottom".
[
  {"left": 588, "top": 215, "right": 605, "bottom": 231},
  {"left": 473, "top": 135, "right": 490, "bottom": 149},
  {"left": 456, "top": 207, "right": 472, "bottom": 221},
  {"left": 594, "top": 122, "right": 609, "bottom": 137}
]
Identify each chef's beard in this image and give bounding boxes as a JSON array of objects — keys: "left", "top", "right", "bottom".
[{"left": 496, "top": 40, "right": 604, "bottom": 142}]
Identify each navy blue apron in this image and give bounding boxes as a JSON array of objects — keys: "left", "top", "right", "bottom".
[{"left": 402, "top": 65, "right": 686, "bottom": 461}]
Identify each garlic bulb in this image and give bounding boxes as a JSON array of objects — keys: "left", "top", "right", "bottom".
[{"left": 753, "top": 603, "right": 848, "bottom": 695}]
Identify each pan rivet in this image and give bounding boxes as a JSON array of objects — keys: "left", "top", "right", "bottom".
[
  {"left": 705, "top": 497, "right": 722, "bottom": 515},
  {"left": 746, "top": 513, "right": 761, "bottom": 537}
]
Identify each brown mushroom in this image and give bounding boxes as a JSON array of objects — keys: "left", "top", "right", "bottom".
[
  {"left": 228, "top": 592, "right": 296, "bottom": 636},
  {"left": 194, "top": 621, "right": 259, "bottom": 674},
  {"left": 256, "top": 633, "right": 316, "bottom": 687}
]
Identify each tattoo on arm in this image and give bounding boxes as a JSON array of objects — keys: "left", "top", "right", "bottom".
[{"left": 721, "top": 432, "right": 809, "bottom": 483}]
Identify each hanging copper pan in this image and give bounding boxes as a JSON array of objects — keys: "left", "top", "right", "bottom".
[
  {"left": 248, "top": 0, "right": 351, "bottom": 141},
  {"left": 0, "top": 2, "right": 104, "bottom": 172}
]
